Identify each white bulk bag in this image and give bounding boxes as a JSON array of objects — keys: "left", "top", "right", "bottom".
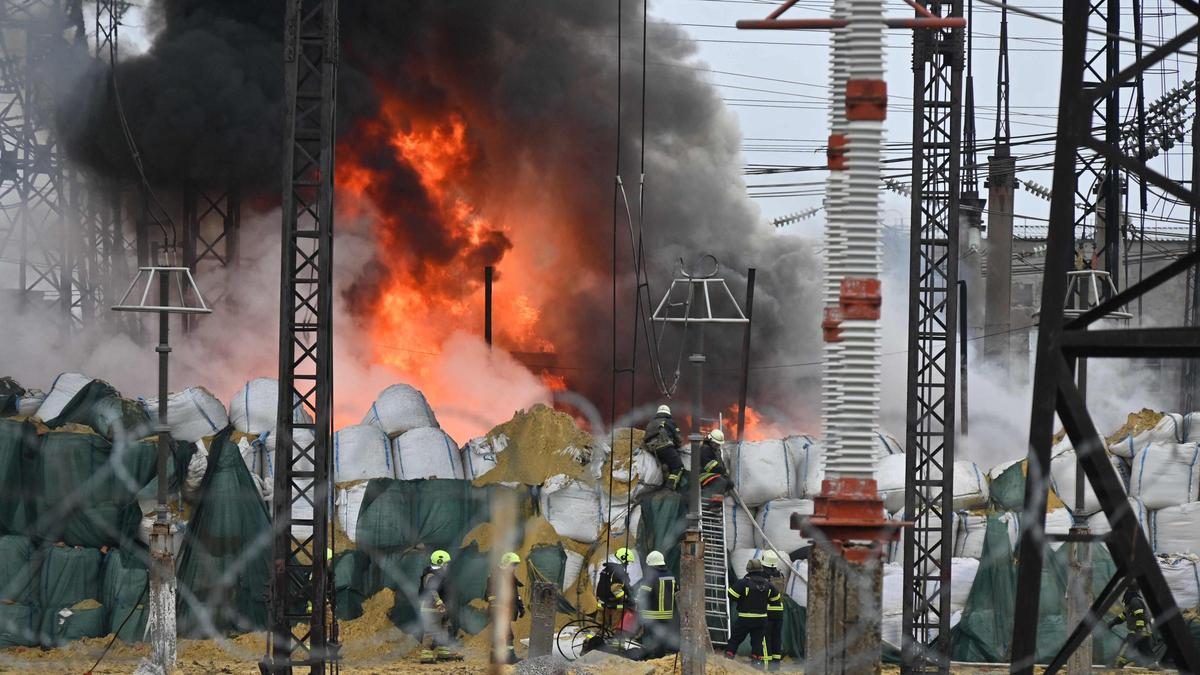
[
  {"left": 1085, "top": 498, "right": 1148, "bottom": 541},
  {"left": 1110, "top": 413, "right": 1185, "bottom": 458},
  {"left": 724, "top": 499, "right": 758, "bottom": 551},
  {"left": 143, "top": 387, "right": 229, "bottom": 443},
  {"left": 731, "top": 439, "right": 799, "bottom": 507},
  {"left": 607, "top": 448, "right": 664, "bottom": 498},
  {"left": 1130, "top": 442, "right": 1200, "bottom": 509},
  {"left": 1043, "top": 508, "right": 1074, "bottom": 551},
  {"left": 1185, "top": 413, "right": 1200, "bottom": 443},
  {"left": 462, "top": 435, "right": 507, "bottom": 480},
  {"left": 335, "top": 482, "right": 369, "bottom": 543},
  {"left": 563, "top": 550, "right": 586, "bottom": 592},
  {"left": 881, "top": 561, "right": 906, "bottom": 626},
  {"left": 362, "top": 384, "right": 438, "bottom": 436},
  {"left": 729, "top": 548, "right": 791, "bottom": 582},
  {"left": 953, "top": 511, "right": 989, "bottom": 559},
  {"left": 392, "top": 427, "right": 464, "bottom": 480},
  {"left": 541, "top": 475, "right": 602, "bottom": 543},
  {"left": 875, "top": 453, "right": 907, "bottom": 514},
  {"left": 35, "top": 372, "right": 92, "bottom": 421},
  {"left": 785, "top": 435, "right": 824, "bottom": 498},
  {"left": 17, "top": 390, "right": 45, "bottom": 417},
  {"left": 1049, "top": 449, "right": 1127, "bottom": 516},
  {"left": 230, "top": 378, "right": 312, "bottom": 435},
  {"left": 786, "top": 560, "right": 809, "bottom": 607},
  {"left": 755, "top": 498, "right": 814, "bottom": 554},
  {"left": 1151, "top": 502, "right": 1200, "bottom": 555},
  {"left": 1158, "top": 555, "right": 1200, "bottom": 609},
  {"left": 333, "top": 424, "right": 394, "bottom": 483},
  {"left": 988, "top": 458, "right": 1022, "bottom": 482},
  {"left": 602, "top": 493, "right": 637, "bottom": 536},
  {"left": 953, "top": 461, "right": 990, "bottom": 510}
]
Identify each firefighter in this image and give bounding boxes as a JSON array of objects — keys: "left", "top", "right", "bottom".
[
  {"left": 596, "top": 547, "right": 636, "bottom": 639},
  {"left": 485, "top": 551, "right": 525, "bottom": 664},
  {"left": 1110, "top": 587, "right": 1158, "bottom": 668},
  {"left": 698, "top": 429, "right": 731, "bottom": 502},
  {"left": 760, "top": 550, "right": 786, "bottom": 670},
  {"left": 418, "top": 549, "right": 461, "bottom": 663},
  {"left": 726, "top": 558, "right": 778, "bottom": 669},
  {"left": 643, "top": 404, "right": 685, "bottom": 491},
  {"left": 637, "top": 550, "right": 678, "bottom": 659}
]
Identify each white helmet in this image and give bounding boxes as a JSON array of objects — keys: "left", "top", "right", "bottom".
[
  {"left": 760, "top": 550, "right": 779, "bottom": 568},
  {"left": 646, "top": 550, "right": 666, "bottom": 567},
  {"left": 708, "top": 429, "right": 725, "bottom": 444},
  {"left": 656, "top": 404, "right": 671, "bottom": 416}
]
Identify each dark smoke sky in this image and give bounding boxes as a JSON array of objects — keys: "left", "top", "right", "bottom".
[{"left": 61, "top": 0, "right": 824, "bottom": 430}]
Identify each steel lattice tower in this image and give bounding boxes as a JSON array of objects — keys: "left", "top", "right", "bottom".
[
  {"left": 265, "top": 0, "right": 338, "bottom": 672},
  {"left": 901, "top": 0, "right": 963, "bottom": 671}
]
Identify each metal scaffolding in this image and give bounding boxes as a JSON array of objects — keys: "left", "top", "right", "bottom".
[
  {"left": 1008, "top": 0, "right": 1200, "bottom": 670},
  {"left": 0, "top": 0, "right": 77, "bottom": 319},
  {"left": 265, "top": 0, "right": 339, "bottom": 672},
  {"left": 901, "top": 0, "right": 962, "bottom": 671}
]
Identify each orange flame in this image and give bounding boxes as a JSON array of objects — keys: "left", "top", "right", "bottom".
[
  {"left": 335, "top": 96, "right": 561, "bottom": 439},
  {"left": 726, "top": 404, "right": 790, "bottom": 442}
]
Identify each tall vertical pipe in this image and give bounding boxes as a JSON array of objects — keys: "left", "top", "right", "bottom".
[
  {"left": 736, "top": 268, "right": 757, "bottom": 442},
  {"left": 484, "top": 265, "right": 494, "bottom": 349}
]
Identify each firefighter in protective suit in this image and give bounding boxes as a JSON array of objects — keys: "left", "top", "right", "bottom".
[
  {"left": 485, "top": 552, "right": 525, "bottom": 664},
  {"left": 643, "top": 404, "right": 685, "bottom": 491},
  {"left": 698, "top": 429, "right": 731, "bottom": 502},
  {"left": 596, "top": 548, "right": 636, "bottom": 638},
  {"left": 419, "top": 550, "right": 462, "bottom": 663},
  {"left": 760, "top": 550, "right": 786, "bottom": 670},
  {"left": 726, "top": 558, "right": 779, "bottom": 669},
  {"left": 636, "top": 550, "right": 678, "bottom": 659},
  {"left": 1110, "top": 587, "right": 1158, "bottom": 668}
]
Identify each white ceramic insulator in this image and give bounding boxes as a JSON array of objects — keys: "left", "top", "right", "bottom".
[
  {"left": 825, "top": 0, "right": 885, "bottom": 479},
  {"left": 821, "top": 0, "right": 850, "bottom": 464}
]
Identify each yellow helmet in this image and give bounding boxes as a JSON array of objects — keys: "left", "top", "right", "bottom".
[
  {"left": 501, "top": 552, "right": 521, "bottom": 567},
  {"left": 708, "top": 429, "right": 725, "bottom": 444},
  {"left": 431, "top": 550, "right": 451, "bottom": 565},
  {"left": 615, "top": 547, "right": 636, "bottom": 564}
]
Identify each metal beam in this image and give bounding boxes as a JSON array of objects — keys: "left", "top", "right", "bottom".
[
  {"left": 901, "top": 1, "right": 963, "bottom": 671},
  {"left": 266, "top": 0, "right": 339, "bottom": 672}
]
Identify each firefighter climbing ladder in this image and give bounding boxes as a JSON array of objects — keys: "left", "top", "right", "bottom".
[{"left": 699, "top": 501, "right": 731, "bottom": 648}]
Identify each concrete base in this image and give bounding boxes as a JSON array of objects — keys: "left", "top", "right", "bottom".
[
  {"left": 805, "top": 543, "right": 884, "bottom": 674},
  {"left": 149, "top": 526, "right": 177, "bottom": 674}
]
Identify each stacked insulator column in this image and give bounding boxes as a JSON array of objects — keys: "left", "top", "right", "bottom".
[
  {"left": 828, "top": 0, "right": 885, "bottom": 478},
  {"left": 821, "top": 0, "right": 849, "bottom": 466}
]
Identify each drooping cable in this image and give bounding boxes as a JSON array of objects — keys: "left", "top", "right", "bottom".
[{"left": 108, "top": 26, "right": 175, "bottom": 250}]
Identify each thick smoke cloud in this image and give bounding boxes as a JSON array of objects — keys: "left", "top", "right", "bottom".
[{"left": 61, "top": 0, "right": 824, "bottom": 431}]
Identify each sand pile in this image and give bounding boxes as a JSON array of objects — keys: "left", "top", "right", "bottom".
[
  {"left": 1106, "top": 408, "right": 1166, "bottom": 445},
  {"left": 474, "top": 405, "right": 598, "bottom": 487}
]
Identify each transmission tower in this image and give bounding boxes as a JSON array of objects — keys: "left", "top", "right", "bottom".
[
  {"left": 901, "top": 0, "right": 963, "bottom": 671},
  {"left": 264, "top": 0, "right": 339, "bottom": 672}
]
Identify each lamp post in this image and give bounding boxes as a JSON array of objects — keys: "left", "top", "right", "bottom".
[{"left": 112, "top": 255, "right": 210, "bottom": 674}]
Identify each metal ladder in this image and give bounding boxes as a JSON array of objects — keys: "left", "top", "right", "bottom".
[{"left": 699, "top": 500, "right": 731, "bottom": 648}]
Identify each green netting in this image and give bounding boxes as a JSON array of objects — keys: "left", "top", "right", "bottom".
[
  {"left": 525, "top": 542, "right": 568, "bottom": 614},
  {"left": 36, "top": 546, "right": 102, "bottom": 646},
  {"left": 0, "top": 534, "right": 38, "bottom": 603},
  {"left": 334, "top": 549, "right": 378, "bottom": 621},
  {"left": 445, "top": 542, "right": 492, "bottom": 635},
  {"left": 51, "top": 604, "right": 106, "bottom": 644},
  {"left": 0, "top": 418, "right": 39, "bottom": 536},
  {"left": 102, "top": 547, "right": 149, "bottom": 643},
  {"left": 951, "top": 514, "right": 1018, "bottom": 662},
  {"left": 41, "top": 380, "right": 152, "bottom": 440},
  {"left": 356, "top": 479, "right": 501, "bottom": 554},
  {"left": 176, "top": 428, "right": 271, "bottom": 637},
  {"left": 35, "top": 429, "right": 157, "bottom": 548},
  {"left": 949, "top": 511, "right": 1127, "bottom": 665},
  {"left": 635, "top": 491, "right": 688, "bottom": 577},
  {"left": 990, "top": 462, "right": 1025, "bottom": 511},
  {"left": 0, "top": 603, "right": 36, "bottom": 647},
  {"left": 378, "top": 549, "right": 429, "bottom": 634}
]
